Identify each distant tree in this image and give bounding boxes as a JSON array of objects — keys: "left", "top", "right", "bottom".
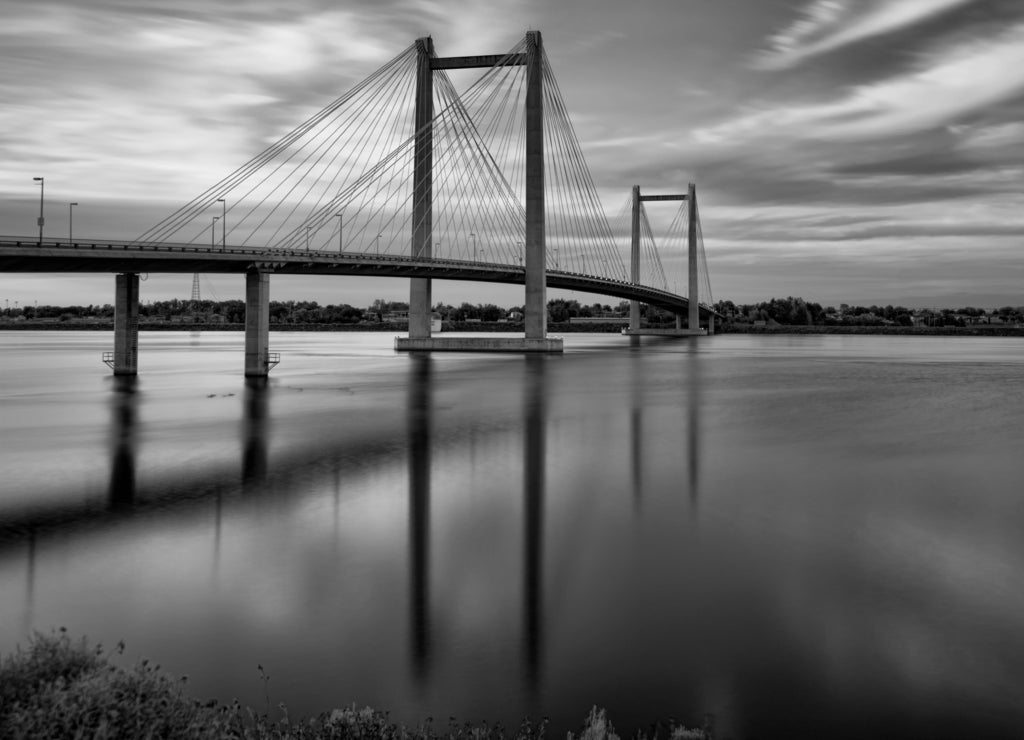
[{"left": 479, "top": 303, "right": 503, "bottom": 322}]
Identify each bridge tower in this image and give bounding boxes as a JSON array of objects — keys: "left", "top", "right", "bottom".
[
  {"left": 626, "top": 183, "right": 711, "bottom": 336},
  {"left": 398, "top": 31, "right": 561, "bottom": 352}
]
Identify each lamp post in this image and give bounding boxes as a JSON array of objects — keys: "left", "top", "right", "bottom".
[
  {"left": 69, "top": 202, "right": 78, "bottom": 244},
  {"left": 376, "top": 233, "right": 382, "bottom": 255},
  {"left": 517, "top": 241, "right": 523, "bottom": 266},
  {"left": 216, "top": 198, "right": 226, "bottom": 249},
  {"left": 32, "top": 177, "right": 44, "bottom": 245},
  {"left": 211, "top": 216, "right": 219, "bottom": 249},
  {"left": 306, "top": 226, "right": 311, "bottom": 252},
  {"left": 470, "top": 232, "right": 476, "bottom": 262},
  {"left": 335, "top": 212, "right": 343, "bottom": 252}
]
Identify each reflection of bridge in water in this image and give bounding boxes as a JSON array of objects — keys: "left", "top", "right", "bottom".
[
  {"left": 2, "top": 30, "right": 717, "bottom": 375},
  {"left": 5, "top": 345, "right": 703, "bottom": 688}
]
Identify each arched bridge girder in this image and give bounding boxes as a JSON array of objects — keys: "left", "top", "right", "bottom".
[{"left": 0, "top": 239, "right": 718, "bottom": 318}]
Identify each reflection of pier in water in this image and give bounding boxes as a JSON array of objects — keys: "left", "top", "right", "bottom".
[
  {"left": 404, "top": 352, "right": 548, "bottom": 691},
  {"left": 108, "top": 376, "right": 138, "bottom": 510}
]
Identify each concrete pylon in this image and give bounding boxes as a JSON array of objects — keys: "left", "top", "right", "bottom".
[
  {"left": 244, "top": 270, "right": 270, "bottom": 377},
  {"left": 409, "top": 36, "right": 434, "bottom": 340},
  {"left": 629, "top": 185, "right": 641, "bottom": 332},
  {"left": 523, "top": 30, "right": 547, "bottom": 342},
  {"left": 687, "top": 182, "right": 699, "bottom": 332},
  {"left": 395, "top": 31, "right": 561, "bottom": 352},
  {"left": 112, "top": 273, "right": 139, "bottom": 376}
]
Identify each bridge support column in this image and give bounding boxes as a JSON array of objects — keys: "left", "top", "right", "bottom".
[
  {"left": 687, "top": 182, "right": 699, "bottom": 332},
  {"left": 409, "top": 36, "right": 434, "bottom": 340},
  {"left": 244, "top": 270, "right": 270, "bottom": 377},
  {"left": 112, "top": 273, "right": 139, "bottom": 376},
  {"left": 629, "top": 185, "right": 641, "bottom": 332},
  {"left": 524, "top": 30, "right": 550, "bottom": 344}
]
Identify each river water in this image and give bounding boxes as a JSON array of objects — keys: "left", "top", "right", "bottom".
[{"left": 1, "top": 330, "right": 1023, "bottom": 738}]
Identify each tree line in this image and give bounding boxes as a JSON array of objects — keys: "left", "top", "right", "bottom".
[
  {"left": 714, "top": 297, "right": 1023, "bottom": 327},
  {"left": 3, "top": 295, "right": 1021, "bottom": 327}
]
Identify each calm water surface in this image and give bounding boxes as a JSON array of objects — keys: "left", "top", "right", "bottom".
[{"left": 1, "top": 330, "right": 1023, "bottom": 738}]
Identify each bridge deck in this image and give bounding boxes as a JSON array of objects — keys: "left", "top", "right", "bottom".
[{"left": 1, "top": 238, "right": 718, "bottom": 317}]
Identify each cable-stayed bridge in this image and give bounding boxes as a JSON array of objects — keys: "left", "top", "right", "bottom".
[{"left": 1, "top": 31, "right": 717, "bottom": 375}]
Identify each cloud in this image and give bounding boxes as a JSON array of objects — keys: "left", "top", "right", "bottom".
[
  {"left": 757, "top": 0, "right": 977, "bottom": 70},
  {"left": 696, "top": 22, "right": 1024, "bottom": 145},
  {"left": 0, "top": 0, "right": 534, "bottom": 204}
]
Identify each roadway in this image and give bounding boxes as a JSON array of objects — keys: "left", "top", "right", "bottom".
[{"left": 0, "top": 237, "right": 717, "bottom": 317}]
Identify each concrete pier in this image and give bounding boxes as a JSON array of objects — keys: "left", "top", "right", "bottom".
[
  {"left": 396, "top": 336, "right": 563, "bottom": 352},
  {"left": 112, "top": 273, "right": 139, "bottom": 376},
  {"left": 244, "top": 270, "right": 271, "bottom": 377},
  {"left": 622, "top": 328, "right": 705, "bottom": 337}
]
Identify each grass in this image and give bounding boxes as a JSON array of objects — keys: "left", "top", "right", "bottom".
[{"left": 0, "top": 630, "right": 709, "bottom": 739}]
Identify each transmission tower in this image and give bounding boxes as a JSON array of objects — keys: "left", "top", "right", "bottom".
[{"left": 190, "top": 273, "right": 200, "bottom": 304}]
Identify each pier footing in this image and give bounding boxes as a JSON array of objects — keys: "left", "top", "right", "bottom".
[
  {"left": 395, "top": 336, "right": 564, "bottom": 353},
  {"left": 622, "top": 328, "right": 706, "bottom": 337}
]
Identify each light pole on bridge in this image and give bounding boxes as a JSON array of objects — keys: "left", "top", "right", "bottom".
[
  {"left": 376, "top": 233, "right": 382, "bottom": 256},
  {"left": 32, "top": 177, "right": 44, "bottom": 245},
  {"left": 69, "top": 202, "right": 78, "bottom": 244},
  {"left": 306, "top": 226, "right": 311, "bottom": 252},
  {"left": 335, "top": 212, "right": 343, "bottom": 252},
  {"left": 470, "top": 232, "right": 476, "bottom": 262},
  {"left": 211, "top": 216, "right": 219, "bottom": 249},
  {"left": 216, "top": 198, "right": 226, "bottom": 250}
]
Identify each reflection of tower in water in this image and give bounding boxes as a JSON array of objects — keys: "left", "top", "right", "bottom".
[
  {"left": 686, "top": 341, "right": 701, "bottom": 510},
  {"left": 522, "top": 354, "right": 546, "bottom": 689},
  {"left": 108, "top": 375, "right": 139, "bottom": 511},
  {"left": 407, "top": 354, "right": 432, "bottom": 680},
  {"left": 22, "top": 527, "right": 37, "bottom": 635},
  {"left": 627, "top": 341, "right": 702, "bottom": 514},
  {"left": 630, "top": 346, "right": 645, "bottom": 512},
  {"left": 401, "top": 353, "right": 549, "bottom": 690}
]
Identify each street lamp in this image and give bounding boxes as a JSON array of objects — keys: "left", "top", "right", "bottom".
[
  {"left": 376, "top": 233, "right": 382, "bottom": 255},
  {"left": 517, "top": 241, "right": 523, "bottom": 266},
  {"left": 470, "top": 232, "right": 476, "bottom": 262},
  {"left": 335, "top": 212, "right": 343, "bottom": 252},
  {"left": 211, "top": 216, "right": 219, "bottom": 249},
  {"left": 306, "top": 225, "right": 311, "bottom": 251},
  {"left": 32, "top": 177, "right": 44, "bottom": 245},
  {"left": 69, "top": 202, "right": 78, "bottom": 243},
  {"left": 216, "top": 198, "right": 226, "bottom": 249}
]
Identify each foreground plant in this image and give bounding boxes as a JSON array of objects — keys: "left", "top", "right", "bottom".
[{"left": 0, "top": 631, "right": 709, "bottom": 739}]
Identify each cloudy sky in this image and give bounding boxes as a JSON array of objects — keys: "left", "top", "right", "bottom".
[{"left": 2, "top": 0, "right": 1023, "bottom": 309}]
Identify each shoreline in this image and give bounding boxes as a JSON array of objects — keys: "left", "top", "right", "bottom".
[{"left": 1, "top": 320, "right": 1022, "bottom": 337}]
